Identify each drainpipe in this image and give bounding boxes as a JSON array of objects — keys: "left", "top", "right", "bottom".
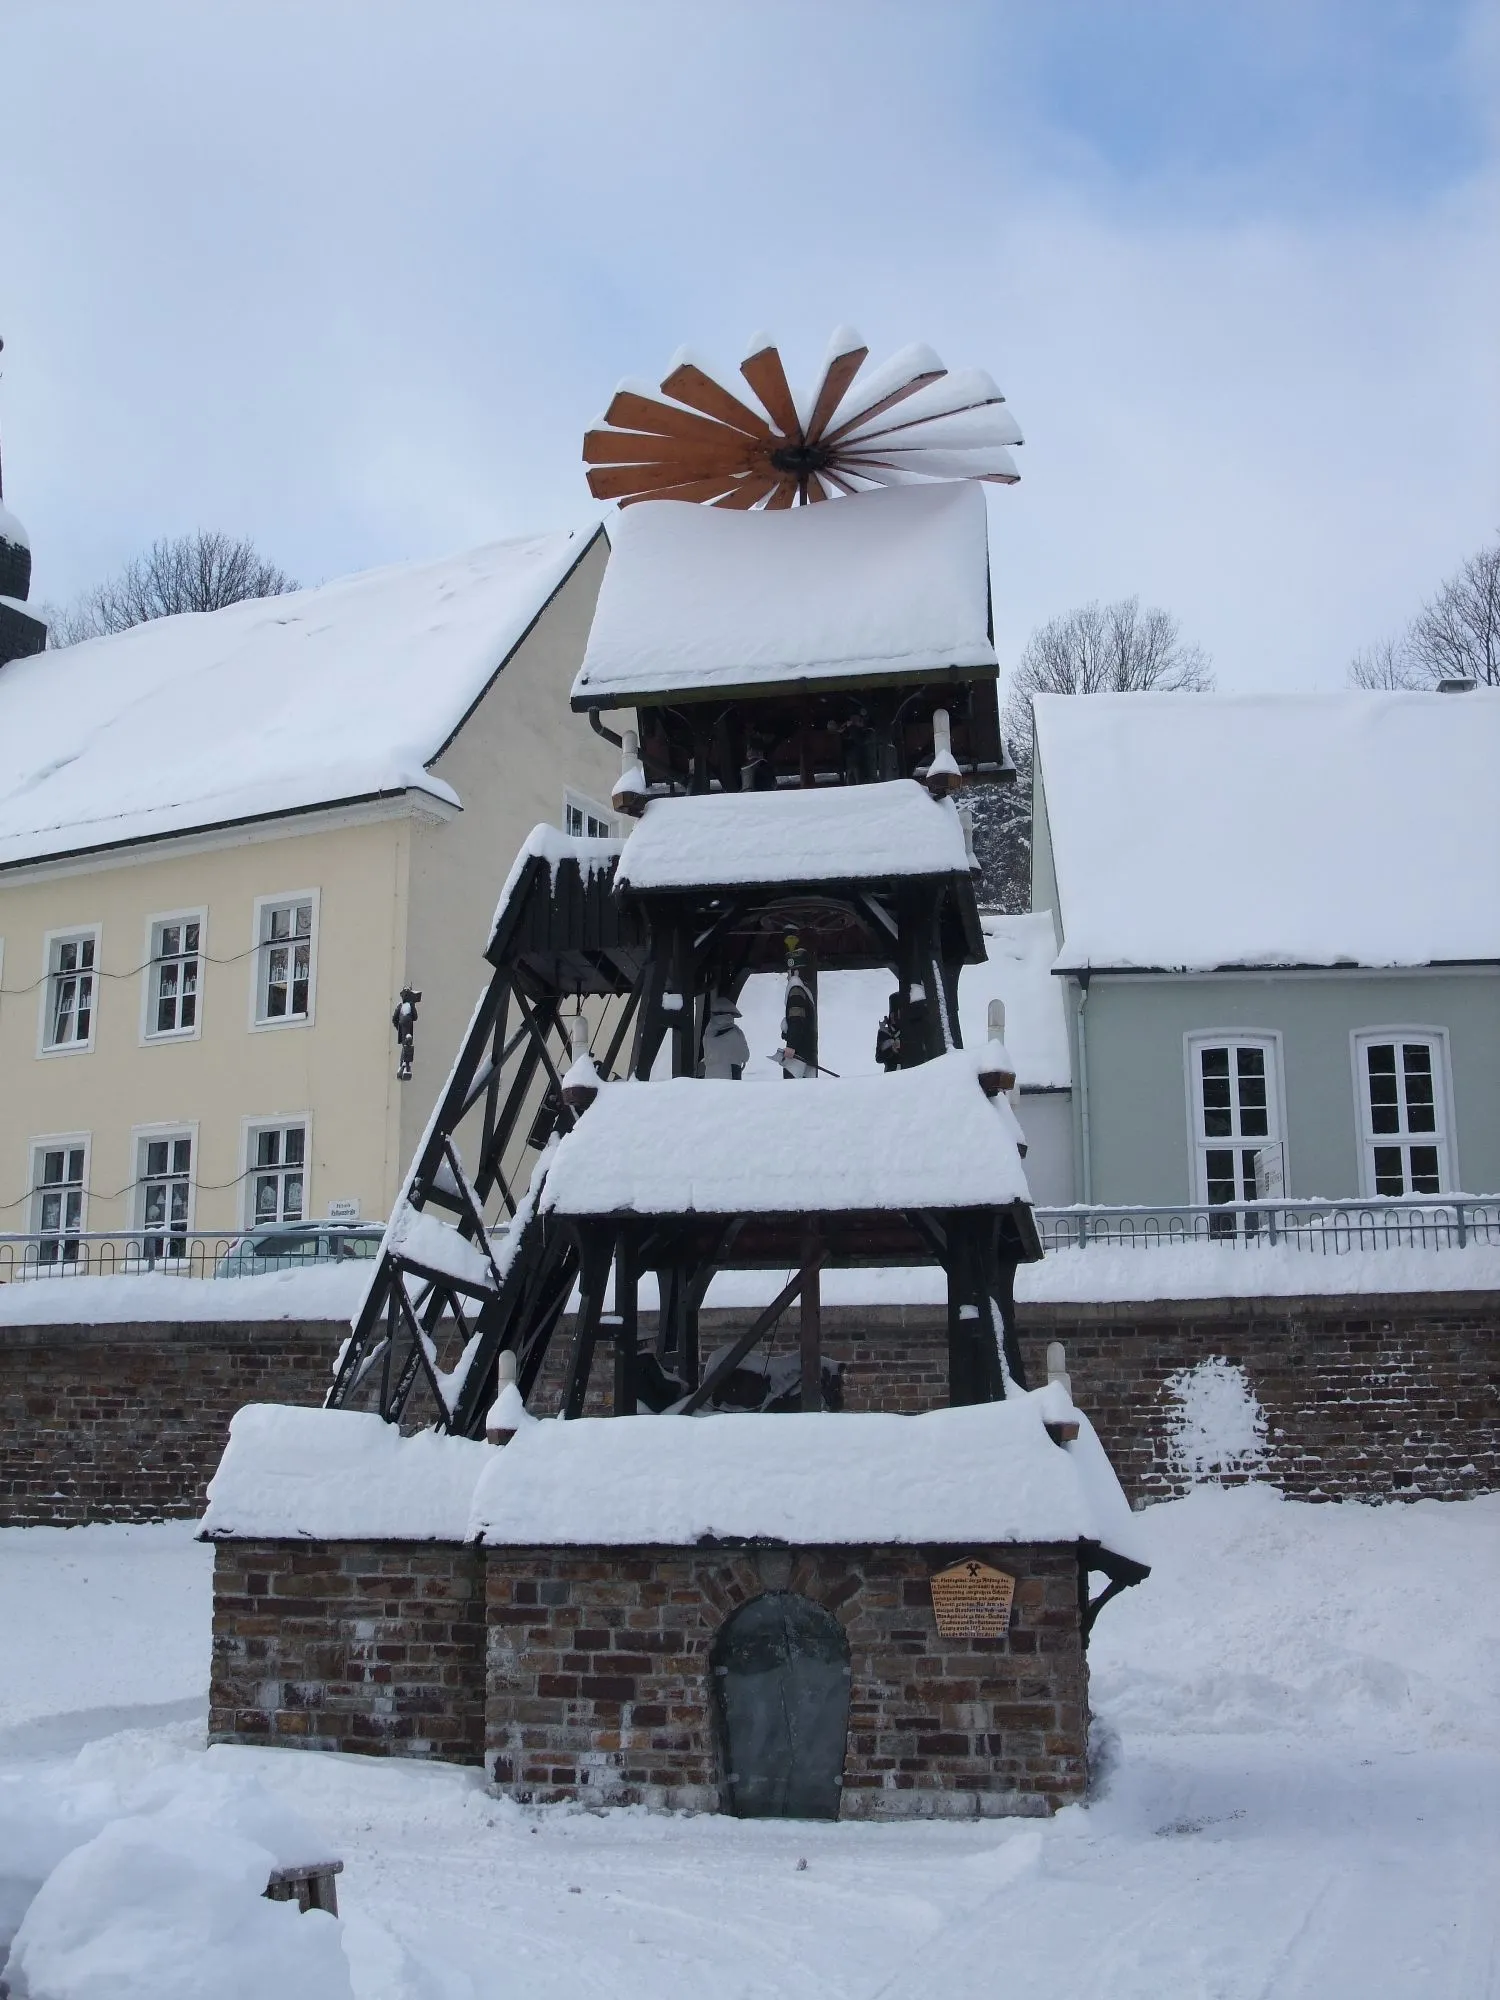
[{"left": 1075, "top": 972, "right": 1093, "bottom": 1206}]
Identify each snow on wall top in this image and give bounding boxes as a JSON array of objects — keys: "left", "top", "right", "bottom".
[
  {"left": 572, "top": 482, "right": 995, "bottom": 707},
  {"left": 616, "top": 779, "right": 970, "bottom": 892},
  {"left": 201, "top": 1394, "right": 1143, "bottom": 1564},
  {"left": 540, "top": 1048, "right": 1031, "bottom": 1218},
  {"left": 473, "top": 1393, "right": 1144, "bottom": 1561},
  {"left": 0, "top": 530, "right": 592, "bottom": 866},
  {"left": 202, "top": 1404, "right": 492, "bottom": 1543},
  {"left": 731, "top": 911, "right": 1070, "bottom": 1090},
  {"left": 1035, "top": 690, "right": 1500, "bottom": 971}
]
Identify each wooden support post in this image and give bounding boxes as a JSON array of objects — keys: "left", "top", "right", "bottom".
[
  {"left": 612, "top": 1232, "right": 638, "bottom": 1416},
  {"left": 799, "top": 1231, "right": 822, "bottom": 1412},
  {"left": 944, "top": 1213, "right": 984, "bottom": 1408},
  {"left": 562, "top": 1234, "right": 612, "bottom": 1419}
]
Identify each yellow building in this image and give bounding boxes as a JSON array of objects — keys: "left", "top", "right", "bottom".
[{"left": 0, "top": 527, "right": 617, "bottom": 1261}]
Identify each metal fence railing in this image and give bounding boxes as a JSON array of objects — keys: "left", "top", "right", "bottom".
[
  {"left": 0, "top": 1229, "right": 382, "bottom": 1284},
  {"left": 1033, "top": 1196, "right": 1500, "bottom": 1254},
  {"left": 1, "top": 1198, "right": 1496, "bottom": 1285}
]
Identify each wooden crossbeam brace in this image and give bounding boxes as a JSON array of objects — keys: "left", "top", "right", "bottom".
[{"left": 680, "top": 1252, "right": 826, "bottom": 1415}]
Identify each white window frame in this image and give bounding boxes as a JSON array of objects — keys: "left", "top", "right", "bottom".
[
  {"left": 241, "top": 1114, "right": 312, "bottom": 1229},
  {"left": 141, "top": 907, "right": 206, "bottom": 1044},
  {"left": 563, "top": 788, "right": 617, "bottom": 841},
  {"left": 131, "top": 1121, "right": 199, "bottom": 1257},
  {"left": 249, "top": 889, "right": 319, "bottom": 1031},
  {"left": 38, "top": 924, "right": 101, "bottom": 1057},
  {"left": 1350, "top": 1027, "right": 1457, "bottom": 1199},
  {"left": 1183, "top": 1031, "right": 1289, "bottom": 1217},
  {"left": 28, "top": 1133, "right": 90, "bottom": 1265}
]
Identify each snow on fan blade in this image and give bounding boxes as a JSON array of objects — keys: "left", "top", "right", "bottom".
[
  {"left": 842, "top": 366, "right": 1008, "bottom": 437},
  {"left": 844, "top": 446, "right": 1021, "bottom": 483},
  {"left": 665, "top": 344, "right": 742, "bottom": 396},
  {"left": 857, "top": 406, "right": 1025, "bottom": 452},
  {"left": 740, "top": 329, "right": 777, "bottom": 360},
  {"left": 822, "top": 322, "right": 867, "bottom": 362},
  {"left": 824, "top": 341, "right": 947, "bottom": 433}
]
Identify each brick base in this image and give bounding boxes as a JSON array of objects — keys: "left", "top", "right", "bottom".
[
  {"left": 486, "top": 1541, "right": 1086, "bottom": 1817},
  {"left": 209, "top": 1539, "right": 486, "bottom": 1761},
  {"left": 209, "top": 1536, "right": 1089, "bottom": 1817}
]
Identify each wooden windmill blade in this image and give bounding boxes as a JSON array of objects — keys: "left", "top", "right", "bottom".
[
  {"left": 763, "top": 478, "right": 799, "bottom": 509},
  {"left": 659, "top": 354, "right": 775, "bottom": 440},
  {"left": 711, "top": 470, "right": 783, "bottom": 509},
  {"left": 601, "top": 387, "right": 744, "bottom": 445},
  {"left": 803, "top": 327, "right": 871, "bottom": 444},
  {"left": 582, "top": 430, "right": 762, "bottom": 481},
  {"left": 819, "top": 342, "right": 948, "bottom": 447},
  {"left": 739, "top": 340, "right": 803, "bottom": 442},
  {"left": 617, "top": 471, "right": 750, "bottom": 506}
]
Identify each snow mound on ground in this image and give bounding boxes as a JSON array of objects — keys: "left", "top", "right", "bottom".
[
  {"left": 3, "top": 1811, "right": 351, "bottom": 2000},
  {"left": 1163, "top": 1357, "right": 1268, "bottom": 1482},
  {"left": 1090, "top": 1485, "right": 1500, "bottom": 1747},
  {"left": 0, "top": 1756, "right": 347, "bottom": 1993}
]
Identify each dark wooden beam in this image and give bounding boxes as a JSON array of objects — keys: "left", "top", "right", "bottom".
[{"left": 680, "top": 1254, "right": 825, "bottom": 1415}]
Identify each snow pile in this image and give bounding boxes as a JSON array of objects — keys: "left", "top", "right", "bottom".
[
  {"left": 1035, "top": 688, "right": 1500, "bottom": 969},
  {"left": 0, "top": 1757, "right": 348, "bottom": 2000},
  {"left": 1092, "top": 1485, "right": 1500, "bottom": 1746},
  {"left": 0, "top": 530, "right": 592, "bottom": 865},
  {"left": 573, "top": 482, "right": 996, "bottom": 705},
  {"left": 541, "top": 1048, "right": 1031, "bottom": 1217},
  {"left": 0, "top": 1263, "right": 375, "bottom": 1327},
  {"left": 472, "top": 1391, "right": 1144, "bottom": 1562},
  {"left": 201, "top": 1405, "right": 490, "bottom": 1543},
  {"left": 1162, "top": 1358, "right": 1269, "bottom": 1482},
  {"left": 616, "top": 779, "right": 970, "bottom": 891}
]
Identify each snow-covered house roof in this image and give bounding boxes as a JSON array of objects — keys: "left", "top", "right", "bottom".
[
  {"left": 571, "top": 482, "right": 995, "bottom": 709},
  {"left": 1034, "top": 690, "right": 1500, "bottom": 972},
  {"left": 201, "top": 1396, "right": 1145, "bottom": 1567},
  {"left": 732, "top": 910, "right": 1070, "bottom": 1090},
  {"left": 615, "top": 779, "right": 971, "bottom": 892},
  {"left": 540, "top": 1050, "right": 1031, "bottom": 1218},
  {"left": 0, "top": 529, "right": 599, "bottom": 868}
]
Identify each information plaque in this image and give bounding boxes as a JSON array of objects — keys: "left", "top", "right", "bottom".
[{"left": 929, "top": 1559, "right": 1016, "bottom": 1638}]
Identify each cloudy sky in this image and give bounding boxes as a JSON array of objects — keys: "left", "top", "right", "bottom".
[{"left": 5, "top": 1, "right": 1497, "bottom": 691}]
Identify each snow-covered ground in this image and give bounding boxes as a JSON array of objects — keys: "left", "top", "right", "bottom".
[{"left": 2, "top": 1490, "right": 1497, "bottom": 1997}]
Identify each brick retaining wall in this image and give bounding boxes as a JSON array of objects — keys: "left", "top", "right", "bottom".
[
  {"left": 3, "top": 1289, "right": 1495, "bottom": 1524},
  {"left": 0, "top": 1319, "right": 332, "bottom": 1527}
]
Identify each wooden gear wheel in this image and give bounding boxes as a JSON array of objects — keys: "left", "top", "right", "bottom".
[{"left": 583, "top": 327, "right": 1022, "bottom": 508}]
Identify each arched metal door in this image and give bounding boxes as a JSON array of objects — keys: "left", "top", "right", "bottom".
[{"left": 712, "top": 1592, "right": 850, "bottom": 1819}]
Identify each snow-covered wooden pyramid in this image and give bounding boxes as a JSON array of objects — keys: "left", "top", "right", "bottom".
[{"left": 329, "top": 332, "right": 1040, "bottom": 1435}]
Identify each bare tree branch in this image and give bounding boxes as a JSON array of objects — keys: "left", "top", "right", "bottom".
[
  {"left": 1348, "top": 536, "right": 1499, "bottom": 690},
  {"left": 47, "top": 531, "right": 295, "bottom": 645},
  {"left": 975, "top": 596, "right": 1213, "bottom": 913}
]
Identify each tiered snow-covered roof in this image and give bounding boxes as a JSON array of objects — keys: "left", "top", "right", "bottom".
[
  {"left": 1035, "top": 690, "right": 1500, "bottom": 972},
  {"left": 0, "top": 529, "right": 598, "bottom": 867},
  {"left": 539, "top": 1050, "right": 1031, "bottom": 1219},
  {"left": 572, "top": 482, "right": 995, "bottom": 709},
  {"left": 615, "top": 779, "right": 971, "bottom": 892},
  {"left": 202, "top": 1395, "right": 1144, "bottom": 1566}
]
